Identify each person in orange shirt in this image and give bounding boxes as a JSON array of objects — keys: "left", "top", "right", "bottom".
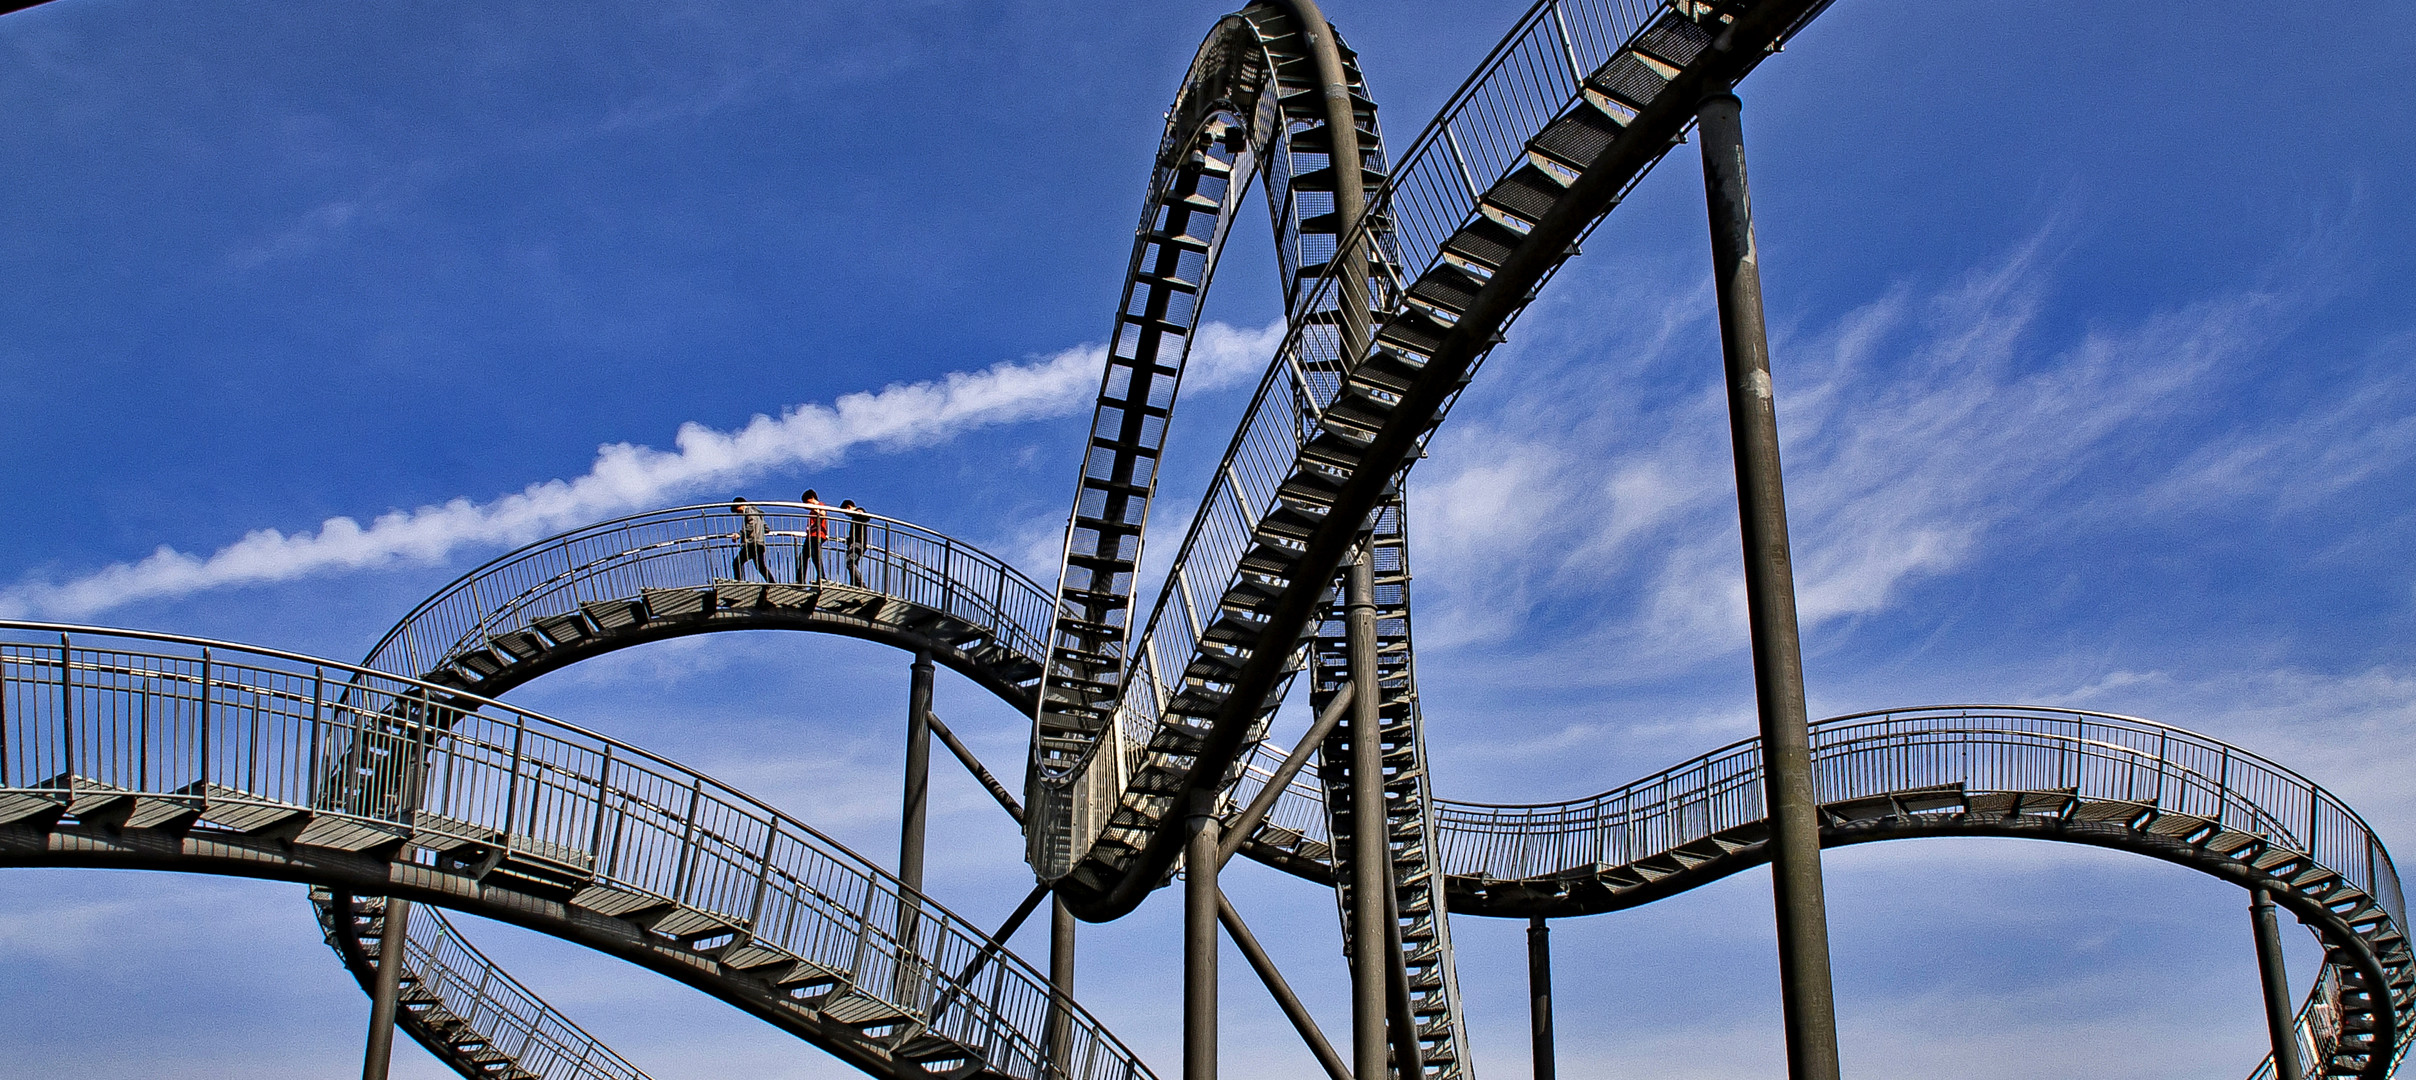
[{"left": 798, "top": 489, "right": 830, "bottom": 583}]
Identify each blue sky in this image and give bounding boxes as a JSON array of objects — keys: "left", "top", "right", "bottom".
[{"left": 3, "top": 1, "right": 2413, "bottom": 1078}]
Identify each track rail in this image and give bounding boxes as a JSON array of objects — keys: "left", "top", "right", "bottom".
[{"left": 0, "top": 624, "right": 1151, "bottom": 1080}]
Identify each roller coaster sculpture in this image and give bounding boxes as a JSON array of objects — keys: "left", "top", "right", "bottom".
[{"left": 0, "top": 2, "right": 2405, "bottom": 1080}]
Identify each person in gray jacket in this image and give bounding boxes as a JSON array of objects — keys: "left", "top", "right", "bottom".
[{"left": 730, "top": 497, "right": 774, "bottom": 582}]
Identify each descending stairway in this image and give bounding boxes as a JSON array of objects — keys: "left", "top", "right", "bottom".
[
  {"left": 0, "top": 627, "right": 1154, "bottom": 1080},
  {"left": 1030, "top": 0, "right": 1831, "bottom": 923},
  {"left": 314, "top": 888, "right": 649, "bottom": 1080},
  {"left": 1028, "top": 1, "right": 1399, "bottom": 876},
  {"left": 362, "top": 505, "right": 1056, "bottom": 714},
  {"left": 1307, "top": 492, "right": 1469, "bottom": 1080}
]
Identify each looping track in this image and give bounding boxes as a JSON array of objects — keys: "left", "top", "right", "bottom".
[{"left": 2, "top": 1, "right": 2405, "bottom": 1079}]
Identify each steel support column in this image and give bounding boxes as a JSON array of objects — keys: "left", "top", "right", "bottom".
[
  {"left": 1186, "top": 792, "right": 1223, "bottom": 1080},
  {"left": 1048, "top": 896, "right": 1077, "bottom": 1079},
  {"left": 898, "top": 649, "right": 934, "bottom": 1004},
  {"left": 1527, "top": 916, "right": 1556, "bottom": 1080},
  {"left": 360, "top": 897, "right": 412, "bottom": 1080},
  {"left": 1696, "top": 90, "right": 1842, "bottom": 1080},
  {"left": 1346, "top": 551, "right": 1391, "bottom": 1080},
  {"left": 2252, "top": 886, "right": 2307, "bottom": 1080},
  {"left": 903, "top": 649, "right": 934, "bottom": 892}
]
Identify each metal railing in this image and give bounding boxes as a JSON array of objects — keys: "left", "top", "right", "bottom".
[
  {"left": 1033, "top": 0, "right": 1815, "bottom": 877},
  {"left": 0, "top": 624, "right": 1148, "bottom": 1080},
  {"left": 317, "top": 892, "right": 654, "bottom": 1080},
  {"left": 362, "top": 505, "right": 1061, "bottom": 682},
  {"left": 1430, "top": 707, "right": 2407, "bottom": 933}
]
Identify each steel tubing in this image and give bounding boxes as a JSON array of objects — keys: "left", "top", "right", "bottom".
[
  {"left": 2253, "top": 887, "right": 2308, "bottom": 1080},
  {"left": 1218, "top": 890, "right": 1353, "bottom": 1080},
  {"left": 1527, "top": 916, "right": 1555, "bottom": 1080},
  {"left": 361, "top": 897, "right": 413, "bottom": 1080},
  {"left": 1185, "top": 793, "right": 1223, "bottom": 1080},
  {"left": 1049, "top": 897, "right": 1077, "bottom": 1079},
  {"left": 1697, "top": 90, "right": 1842, "bottom": 1080},
  {"left": 1346, "top": 552, "right": 1391, "bottom": 1079}
]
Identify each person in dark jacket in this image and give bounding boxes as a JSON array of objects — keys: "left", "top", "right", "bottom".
[
  {"left": 840, "top": 499, "right": 870, "bottom": 586},
  {"left": 730, "top": 497, "right": 774, "bottom": 582}
]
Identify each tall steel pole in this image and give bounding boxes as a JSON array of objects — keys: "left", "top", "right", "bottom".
[
  {"left": 1185, "top": 791, "right": 1223, "bottom": 1080},
  {"left": 903, "top": 649, "right": 934, "bottom": 892},
  {"left": 1346, "top": 552, "right": 1391, "bottom": 1080},
  {"left": 898, "top": 649, "right": 934, "bottom": 1004},
  {"left": 2251, "top": 887, "right": 2307, "bottom": 1080},
  {"left": 1048, "top": 896, "right": 1077, "bottom": 1079},
  {"left": 360, "top": 897, "right": 412, "bottom": 1080},
  {"left": 1527, "top": 916, "right": 1556, "bottom": 1080},
  {"left": 1696, "top": 90, "right": 1842, "bottom": 1080}
]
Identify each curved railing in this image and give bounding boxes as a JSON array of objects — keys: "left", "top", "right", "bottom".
[
  {"left": 1033, "top": 0, "right": 1832, "bottom": 919},
  {"left": 314, "top": 888, "right": 653, "bottom": 1080},
  {"left": 1431, "top": 707, "right": 2403, "bottom": 914},
  {"left": 363, "top": 504, "right": 1060, "bottom": 696},
  {"left": 0, "top": 624, "right": 1149, "bottom": 1080},
  {"left": 1427, "top": 707, "right": 2409, "bottom": 1080}
]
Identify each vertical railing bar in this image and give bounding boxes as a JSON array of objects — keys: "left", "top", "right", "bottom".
[
  {"left": 672, "top": 776, "right": 705, "bottom": 905},
  {"left": 307, "top": 668, "right": 325, "bottom": 806},
  {"left": 589, "top": 743, "right": 615, "bottom": 867},
  {"left": 57, "top": 634, "right": 73, "bottom": 788},
  {"left": 197, "top": 647, "right": 212, "bottom": 791},
  {"left": 1546, "top": 0, "right": 1587, "bottom": 88}
]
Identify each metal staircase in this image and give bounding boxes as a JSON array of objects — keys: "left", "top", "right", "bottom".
[
  {"left": 0, "top": 626, "right": 1156, "bottom": 1080},
  {"left": 1028, "top": 0, "right": 1830, "bottom": 922},
  {"left": 315, "top": 887, "right": 651, "bottom": 1080},
  {"left": 1307, "top": 492, "right": 1470, "bottom": 1080}
]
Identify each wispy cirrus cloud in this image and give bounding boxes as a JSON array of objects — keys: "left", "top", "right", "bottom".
[
  {"left": 0, "top": 319, "right": 1282, "bottom": 620},
  {"left": 1409, "top": 230, "right": 2306, "bottom": 696}
]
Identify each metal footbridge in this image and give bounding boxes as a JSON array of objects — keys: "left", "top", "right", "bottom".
[{"left": 0, "top": 1, "right": 2402, "bottom": 1079}]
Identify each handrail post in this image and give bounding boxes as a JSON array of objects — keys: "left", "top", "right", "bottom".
[
  {"left": 1698, "top": 90, "right": 1842, "bottom": 1080},
  {"left": 198, "top": 647, "right": 213, "bottom": 791},
  {"left": 58, "top": 633, "right": 73, "bottom": 785}
]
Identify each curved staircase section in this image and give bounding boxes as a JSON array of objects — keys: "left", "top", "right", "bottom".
[
  {"left": 314, "top": 887, "right": 653, "bottom": 1080},
  {"left": 0, "top": 624, "right": 1152, "bottom": 1080},
  {"left": 361, "top": 504, "right": 1060, "bottom": 711},
  {"left": 1031, "top": 0, "right": 1834, "bottom": 922}
]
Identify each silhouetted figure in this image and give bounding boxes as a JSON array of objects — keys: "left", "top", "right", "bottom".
[
  {"left": 730, "top": 498, "right": 774, "bottom": 582},
  {"left": 841, "top": 499, "right": 870, "bottom": 587},
  {"left": 799, "top": 489, "right": 830, "bottom": 583}
]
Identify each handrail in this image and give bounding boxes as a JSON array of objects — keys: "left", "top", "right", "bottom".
[
  {"left": 1030, "top": 0, "right": 1821, "bottom": 902},
  {"left": 1426, "top": 706, "right": 2407, "bottom": 932},
  {"left": 315, "top": 890, "right": 654, "bottom": 1080},
  {"left": 0, "top": 623, "right": 1150, "bottom": 1080},
  {"left": 360, "top": 504, "right": 1062, "bottom": 684}
]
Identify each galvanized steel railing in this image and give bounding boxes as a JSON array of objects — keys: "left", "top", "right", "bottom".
[
  {"left": 362, "top": 504, "right": 1060, "bottom": 682},
  {"left": 1431, "top": 707, "right": 2406, "bottom": 931},
  {"left": 1034, "top": 0, "right": 1815, "bottom": 877},
  {"left": 317, "top": 892, "right": 654, "bottom": 1080},
  {"left": 0, "top": 624, "right": 1149, "bottom": 1080}
]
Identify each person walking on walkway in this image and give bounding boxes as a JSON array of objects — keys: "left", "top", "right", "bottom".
[
  {"left": 730, "top": 497, "right": 774, "bottom": 582},
  {"left": 798, "top": 489, "right": 831, "bottom": 583},
  {"left": 841, "top": 499, "right": 870, "bottom": 587}
]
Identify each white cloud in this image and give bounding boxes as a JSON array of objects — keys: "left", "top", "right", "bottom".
[
  {"left": 1406, "top": 234, "right": 2297, "bottom": 690},
  {"left": 0, "top": 319, "right": 1285, "bottom": 621}
]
